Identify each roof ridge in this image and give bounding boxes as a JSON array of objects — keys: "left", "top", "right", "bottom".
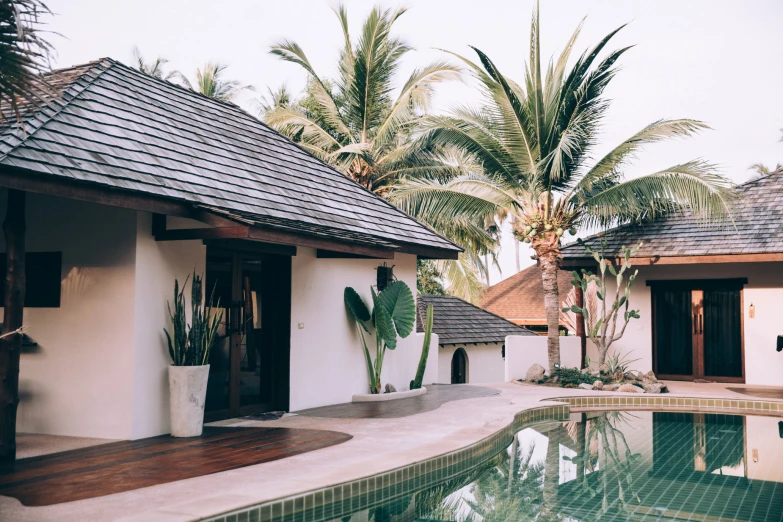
[{"left": 0, "top": 59, "right": 113, "bottom": 162}]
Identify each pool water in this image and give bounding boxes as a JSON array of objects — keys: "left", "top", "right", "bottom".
[{"left": 212, "top": 410, "right": 783, "bottom": 522}]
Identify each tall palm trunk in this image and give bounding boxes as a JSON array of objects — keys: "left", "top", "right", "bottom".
[{"left": 533, "top": 232, "right": 561, "bottom": 371}]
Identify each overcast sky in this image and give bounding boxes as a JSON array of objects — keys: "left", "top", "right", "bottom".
[{"left": 46, "top": 1, "right": 783, "bottom": 284}]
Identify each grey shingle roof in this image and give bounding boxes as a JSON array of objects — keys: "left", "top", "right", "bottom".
[
  {"left": 417, "top": 295, "right": 535, "bottom": 345},
  {"left": 561, "top": 171, "right": 783, "bottom": 260},
  {"left": 0, "top": 59, "right": 460, "bottom": 257}
]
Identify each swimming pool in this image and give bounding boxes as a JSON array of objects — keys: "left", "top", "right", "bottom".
[{"left": 207, "top": 408, "right": 783, "bottom": 521}]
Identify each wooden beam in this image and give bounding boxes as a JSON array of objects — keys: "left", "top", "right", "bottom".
[
  {"left": 316, "top": 249, "right": 394, "bottom": 260},
  {"left": 0, "top": 166, "right": 192, "bottom": 218},
  {"left": 561, "top": 252, "right": 783, "bottom": 267},
  {"left": 0, "top": 190, "right": 25, "bottom": 462},
  {"left": 246, "top": 228, "right": 395, "bottom": 259},
  {"left": 154, "top": 226, "right": 250, "bottom": 241},
  {"left": 205, "top": 239, "right": 296, "bottom": 257}
]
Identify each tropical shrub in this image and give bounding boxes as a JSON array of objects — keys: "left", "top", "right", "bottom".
[
  {"left": 564, "top": 241, "right": 641, "bottom": 366},
  {"left": 344, "top": 281, "right": 416, "bottom": 394},
  {"left": 165, "top": 272, "right": 223, "bottom": 366}
]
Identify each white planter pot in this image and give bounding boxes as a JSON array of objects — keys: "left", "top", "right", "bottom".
[
  {"left": 352, "top": 386, "right": 427, "bottom": 402},
  {"left": 168, "top": 364, "right": 210, "bottom": 437}
]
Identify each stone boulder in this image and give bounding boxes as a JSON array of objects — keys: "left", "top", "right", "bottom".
[
  {"left": 644, "top": 370, "right": 658, "bottom": 382},
  {"left": 526, "top": 364, "right": 546, "bottom": 382},
  {"left": 618, "top": 383, "right": 644, "bottom": 393},
  {"left": 384, "top": 383, "right": 397, "bottom": 393},
  {"left": 623, "top": 371, "right": 638, "bottom": 381},
  {"left": 643, "top": 382, "right": 663, "bottom": 394},
  {"left": 604, "top": 383, "right": 620, "bottom": 391},
  {"left": 593, "top": 380, "right": 604, "bottom": 391},
  {"left": 578, "top": 383, "right": 594, "bottom": 391}
]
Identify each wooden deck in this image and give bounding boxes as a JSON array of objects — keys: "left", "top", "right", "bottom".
[
  {"left": 727, "top": 386, "right": 783, "bottom": 400},
  {"left": 295, "top": 384, "right": 500, "bottom": 419},
  {"left": 0, "top": 426, "right": 351, "bottom": 506}
]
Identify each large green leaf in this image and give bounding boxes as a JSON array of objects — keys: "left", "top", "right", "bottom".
[
  {"left": 373, "top": 293, "right": 397, "bottom": 349},
  {"left": 344, "top": 287, "right": 371, "bottom": 331},
  {"left": 376, "top": 281, "right": 415, "bottom": 338}
]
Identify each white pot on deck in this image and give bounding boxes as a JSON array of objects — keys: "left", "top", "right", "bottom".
[{"left": 168, "top": 364, "right": 209, "bottom": 437}]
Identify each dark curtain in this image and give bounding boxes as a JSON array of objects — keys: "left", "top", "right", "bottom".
[
  {"left": 703, "top": 290, "right": 742, "bottom": 377},
  {"left": 654, "top": 289, "right": 693, "bottom": 376}
]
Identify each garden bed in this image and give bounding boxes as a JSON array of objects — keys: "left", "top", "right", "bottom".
[
  {"left": 520, "top": 365, "right": 669, "bottom": 394},
  {"left": 352, "top": 387, "right": 427, "bottom": 402}
]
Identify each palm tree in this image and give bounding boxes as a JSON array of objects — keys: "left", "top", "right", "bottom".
[
  {"left": 266, "top": 4, "right": 497, "bottom": 302},
  {"left": 266, "top": 4, "right": 461, "bottom": 192},
  {"left": 252, "top": 84, "right": 293, "bottom": 117},
  {"left": 0, "top": 0, "right": 53, "bottom": 122},
  {"left": 748, "top": 128, "right": 782, "bottom": 179},
  {"left": 131, "top": 46, "right": 175, "bottom": 81},
  {"left": 176, "top": 62, "right": 253, "bottom": 103},
  {"left": 391, "top": 3, "right": 734, "bottom": 370}
]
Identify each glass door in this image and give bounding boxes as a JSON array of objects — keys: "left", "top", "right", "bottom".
[
  {"left": 652, "top": 280, "right": 745, "bottom": 382},
  {"left": 205, "top": 249, "right": 291, "bottom": 421}
]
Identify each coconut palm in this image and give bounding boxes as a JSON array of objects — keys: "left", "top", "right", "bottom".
[
  {"left": 252, "top": 84, "right": 293, "bottom": 117},
  {"left": 266, "top": 4, "right": 497, "bottom": 302},
  {"left": 176, "top": 62, "right": 253, "bottom": 103},
  {"left": 266, "top": 4, "right": 461, "bottom": 192},
  {"left": 391, "top": 3, "right": 734, "bottom": 369},
  {"left": 0, "top": 0, "right": 53, "bottom": 122},
  {"left": 131, "top": 46, "right": 175, "bottom": 81}
]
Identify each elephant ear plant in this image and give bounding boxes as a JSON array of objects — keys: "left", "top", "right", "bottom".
[
  {"left": 165, "top": 272, "right": 223, "bottom": 366},
  {"left": 344, "top": 281, "right": 416, "bottom": 394}
]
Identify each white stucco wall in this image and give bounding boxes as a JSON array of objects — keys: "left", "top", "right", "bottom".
[
  {"left": 599, "top": 262, "right": 783, "bottom": 385},
  {"left": 504, "top": 335, "right": 583, "bottom": 381},
  {"left": 437, "top": 343, "right": 505, "bottom": 384},
  {"left": 289, "top": 249, "right": 438, "bottom": 411},
  {"left": 7, "top": 193, "right": 138, "bottom": 439},
  {"left": 132, "top": 213, "right": 205, "bottom": 439}
]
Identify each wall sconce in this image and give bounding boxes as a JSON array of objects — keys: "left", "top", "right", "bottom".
[
  {"left": 376, "top": 263, "right": 395, "bottom": 291},
  {"left": 749, "top": 303, "right": 755, "bottom": 319}
]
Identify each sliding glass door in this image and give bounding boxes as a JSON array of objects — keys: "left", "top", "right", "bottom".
[{"left": 652, "top": 279, "right": 745, "bottom": 382}]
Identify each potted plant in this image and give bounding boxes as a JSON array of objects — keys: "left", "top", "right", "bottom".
[{"left": 164, "top": 272, "right": 223, "bottom": 437}]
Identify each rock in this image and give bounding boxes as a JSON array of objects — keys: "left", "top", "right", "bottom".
[
  {"left": 580, "top": 367, "right": 590, "bottom": 374},
  {"left": 644, "top": 370, "right": 657, "bottom": 382},
  {"left": 643, "top": 382, "right": 663, "bottom": 394},
  {"left": 590, "top": 370, "right": 600, "bottom": 377},
  {"left": 384, "top": 383, "right": 397, "bottom": 393},
  {"left": 660, "top": 384, "right": 669, "bottom": 393},
  {"left": 618, "top": 383, "right": 644, "bottom": 393},
  {"left": 578, "top": 383, "right": 594, "bottom": 391},
  {"left": 613, "top": 370, "right": 624, "bottom": 381},
  {"left": 623, "top": 372, "right": 637, "bottom": 381},
  {"left": 526, "top": 364, "right": 546, "bottom": 382},
  {"left": 599, "top": 364, "right": 610, "bottom": 373},
  {"left": 604, "top": 383, "right": 620, "bottom": 391},
  {"left": 593, "top": 380, "right": 604, "bottom": 390}
]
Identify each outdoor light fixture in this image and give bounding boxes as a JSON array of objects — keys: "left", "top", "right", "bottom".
[
  {"left": 376, "top": 263, "right": 395, "bottom": 291},
  {"left": 749, "top": 303, "right": 755, "bottom": 318}
]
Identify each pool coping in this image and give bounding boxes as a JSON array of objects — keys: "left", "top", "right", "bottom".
[{"left": 200, "top": 393, "right": 783, "bottom": 522}]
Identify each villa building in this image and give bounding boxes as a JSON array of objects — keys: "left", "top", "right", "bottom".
[
  {"left": 0, "top": 58, "right": 459, "bottom": 441},
  {"left": 561, "top": 171, "right": 783, "bottom": 386},
  {"left": 481, "top": 264, "right": 572, "bottom": 334},
  {"left": 417, "top": 294, "right": 534, "bottom": 384}
]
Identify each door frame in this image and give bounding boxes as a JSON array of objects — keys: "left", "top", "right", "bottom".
[
  {"left": 204, "top": 247, "right": 292, "bottom": 422},
  {"left": 451, "top": 347, "right": 468, "bottom": 384},
  {"left": 649, "top": 278, "right": 746, "bottom": 383}
]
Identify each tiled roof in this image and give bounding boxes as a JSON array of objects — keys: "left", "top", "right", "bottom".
[
  {"left": 481, "top": 264, "right": 573, "bottom": 325},
  {"left": 0, "top": 59, "right": 460, "bottom": 257},
  {"left": 417, "top": 294, "right": 535, "bottom": 345},
  {"left": 561, "top": 171, "right": 783, "bottom": 260}
]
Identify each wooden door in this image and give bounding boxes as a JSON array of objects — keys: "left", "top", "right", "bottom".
[{"left": 652, "top": 280, "right": 745, "bottom": 383}]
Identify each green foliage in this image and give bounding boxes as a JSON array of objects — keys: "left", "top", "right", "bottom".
[
  {"left": 416, "top": 259, "right": 446, "bottom": 296},
  {"left": 344, "top": 280, "right": 416, "bottom": 393},
  {"left": 131, "top": 46, "right": 176, "bottom": 81},
  {"left": 605, "top": 349, "right": 641, "bottom": 375},
  {"left": 175, "top": 62, "right": 254, "bottom": 102},
  {"left": 164, "top": 272, "right": 223, "bottom": 366},
  {"left": 547, "top": 366, "right": 608, "bottom": 387},
  {"left": 411, "top": 304, "right": 433, "bottom": 390}
]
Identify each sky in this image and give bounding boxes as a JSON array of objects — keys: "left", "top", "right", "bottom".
[{"left": 45, "top": 0, "right": 783, "bottom": 285}]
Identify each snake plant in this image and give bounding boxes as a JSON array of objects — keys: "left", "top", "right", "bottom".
[{"left": 164, "top": 272, "right": 223, "bottom": 366}]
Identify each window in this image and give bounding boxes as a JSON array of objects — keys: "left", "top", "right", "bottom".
[{"left": 0, "top": 252, "right": 62, "bottom": 307}]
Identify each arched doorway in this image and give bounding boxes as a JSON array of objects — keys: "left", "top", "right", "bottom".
[{"left": 451, "top": 348, "right": 468, "bottom": 384}]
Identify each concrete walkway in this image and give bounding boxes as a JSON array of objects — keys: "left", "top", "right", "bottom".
[{"left": 1, "top": 381, "right": 781, "bottom": 522}]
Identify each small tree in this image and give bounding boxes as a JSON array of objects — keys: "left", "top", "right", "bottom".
[{"left": 563, "top": 241, "right": 641, "bottom": 367}]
